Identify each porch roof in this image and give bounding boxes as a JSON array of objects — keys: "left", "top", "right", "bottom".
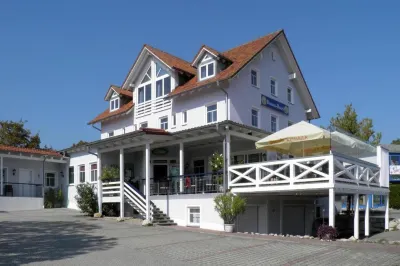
[
  {"left": 0, "top": 144, "right": 67, "bottom": 163},
  {"left": 64, "top": 120, "right": 270, "bottom": 154}
]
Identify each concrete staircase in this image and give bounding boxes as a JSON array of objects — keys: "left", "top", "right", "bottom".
[{"left": 124, "top": 182, "right": 176, "bottom": 226}]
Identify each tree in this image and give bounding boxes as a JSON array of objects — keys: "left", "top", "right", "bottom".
[
  {"left": 72, "top": 140, "right": 89, "bottom": 147},
  {"left": 329, "top": 104, "right": 382, "bottom": 146},
  {"left": 392, "top": 138, "right": 400, "bottom": 145},
  {"left": 0, "top": 120, "right": 41, "bottom": 148}
]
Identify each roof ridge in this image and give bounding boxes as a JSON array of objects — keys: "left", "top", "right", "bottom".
[
  {"left": 144, "top": 44, "right": 193, "bottom": 65},
  {"left": 222, "top": 29, "right": 283, "bottom": 54}
]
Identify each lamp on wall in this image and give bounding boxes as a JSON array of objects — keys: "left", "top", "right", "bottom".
[
  {"left": 12, "top": 169, "right": 16, "bottom": 176},
  {"left": 60, "top": 171, "right": 64, "bottom": 178}
]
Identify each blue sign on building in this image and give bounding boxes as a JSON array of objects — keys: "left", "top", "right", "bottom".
[{"left": 261, "top": 94, "right": 289, "bottom": 115}]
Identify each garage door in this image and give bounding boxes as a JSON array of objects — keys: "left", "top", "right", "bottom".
[
  {"left": 283, "top": 206, "right": 305, "bottom": 235},
  {"left": 237, "top": 205, "right": 267, "bottom": 234}
]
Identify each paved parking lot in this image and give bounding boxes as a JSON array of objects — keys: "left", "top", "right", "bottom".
[{"left": 0, "top": 209, "right": 399, "bottom": 266}]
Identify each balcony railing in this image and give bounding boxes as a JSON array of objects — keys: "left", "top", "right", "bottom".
[
  {"left": 2, "top": 182, "right": 43, "bottom": 198},
  {"left": 228, "top": 153, "right": 381, "bottom": 191},
  {"left": 148, "top": 172, "right": 224, "bottom": 196},
  {"left": 135, "top": 97, "right": 172, "bottom": 118}
]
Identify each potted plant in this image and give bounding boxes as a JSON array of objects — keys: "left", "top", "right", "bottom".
[
  {"left": 214, "top": 192, "right": 246, "bottom": 233},
  {"left": 210, "top": 152, "right": 224, "bottom": 192}
]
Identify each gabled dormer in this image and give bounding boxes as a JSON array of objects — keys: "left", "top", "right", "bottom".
[
  {"left": 109, "top": 91, "right": 120, "bottom": 112},
  {"left": 191, "top": 45, "right": 233, "bottom": 82}
]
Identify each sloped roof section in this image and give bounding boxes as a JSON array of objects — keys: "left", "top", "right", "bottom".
[
  {"left": 169, "top": 30, "right": 282, "bottom": 97},
  {"left": 0, "top": 144, "right": 62, "bottom": 157},
  {"left": 145, "top": 44, "right": 197, "bottom": 75},
  {"left": 104, "top": 85, "right": 133, "bottom": 100},
  {"left": 88, "top": 101, "right": 134, "bottom": 125}
]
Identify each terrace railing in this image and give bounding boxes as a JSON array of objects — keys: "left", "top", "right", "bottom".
[
  {"left": 2, "top": 182, "right": 43, "bottom": 197},
  {"left": 228, "top": 153, "right": 381, "bottom": 191}
]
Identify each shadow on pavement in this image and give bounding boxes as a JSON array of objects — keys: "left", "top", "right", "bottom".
[{"left": 0, "top": 220, "right": 117, "bottom": 265}]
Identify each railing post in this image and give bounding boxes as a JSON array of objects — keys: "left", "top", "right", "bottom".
[
  {"left": 289, "top": 162, "right": 294, "bottom": 186},
  {"left": 179, "top": 142, "right": 184, "bottom": 193},
  {"left": 255, "top": 165, "right": 260, "bottom": 187}
]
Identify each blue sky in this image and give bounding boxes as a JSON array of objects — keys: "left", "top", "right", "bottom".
[{"left": 0, "top": 1, "right": 399, "bottom": 149}]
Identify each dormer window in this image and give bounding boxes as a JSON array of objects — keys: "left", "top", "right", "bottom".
[
  {"left": 200, "top": 62, "right": 215, "bottom": 80},
  {"left": 110, "top": 98, "right": 120, "bottom": 111}
]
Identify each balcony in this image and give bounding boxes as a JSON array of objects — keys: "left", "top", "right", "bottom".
[
  {"left": 135, "top": 97, "right": 172, "bottom": 118},
  {"left": 228, "top": 152, "right": 383, "bottom": 193}
]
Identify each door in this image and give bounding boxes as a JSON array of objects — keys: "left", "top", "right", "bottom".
[
  {"left": 153, "top": 165, "right": 168, "bottom": 194},
  {"left": 283, "top": 206, "right": 305, "bottom": 235},
  {"left": 193, "top": 160, "right": 205, "bottom": 175},
  {"left": 18, "top": 169, "right": 33, "bottom": 197},
  {"left": 237, "top": 206, "right": 258, "bottom": 233}
]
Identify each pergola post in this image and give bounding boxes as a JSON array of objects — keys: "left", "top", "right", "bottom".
[
  {"left": 385, "top": 194, "right": 389, "bottom": 230},
  {"left": 120, "top": 148, "right": 125, "bottom": 219},
  {"left": 328, "top": 188, "right": 335, "bottom": 227},
  {"left": 97, "top": 153, "right": 102, "bottom": 215},
  {"left": 354, "top": 193, "right": 359, "bottom": 239},
  {"left": 179, "top": 142, "right": 184, "bottom": 193},
  {"left": 225, "top": 132, "right": 231, "bottom": 191},
  {"left": 365, "top": 194, "right": 370, "bottom": 237},
  {"left": 145, "top": 143, "right": 151, "bottom": 220}
]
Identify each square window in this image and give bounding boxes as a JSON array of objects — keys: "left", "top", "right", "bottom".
[
  {"left": 199, "top": 62, "right": 215, "bottom": 80},
  {"left": 138, "top": 87, "right": 144, "bottom": 103},
  {"left": 188, "top": 207, "right": 200, "bottom": 226},
  {"left": 201, "top": 65, "right": 207, "bottom": 79},
  {"left": 271, "top": 78, "right": 277, "bottom": 96},
  {"left": 164, "top": 76, "right": 171, "bottom": 95},
  {"left": 91, "top": 164, "right": 98, "bottom": 182},
  {"left": 251, "top": 69, "right": 258, "bottom": 87},
  {"left": 46, "top": 173, "right": 55, "bottom": 187},
  {"left": 145, "top": 84, "right": 152, "bottom": 101},
  {"left": 287, "top": 87, "right": 293, "bottom": 104},
  {"left": 271, "top": 115, "right": 278, "bottom": 132},
  {"left": 140, "top": 122, "right": 148, "bottom": 129},
  {"left": 251, "top": 109, "right": 259, "bottom": 127},
  {"left": 110, "top": 98, "right": 120, "bottom": 111},
  {"left": 208, "top": 63, "right": 214, "bottom": 76},
  {"left": 69, "top": 167, "right": 74, "bottom": 184},
  {"left": 160, "top": 117, "right": 168, "bottom": 130},
  {"left": 206, "top": 104, "right": 217, "bottom": 123},
  {"left": 156, "top": 80, "right": 163, "bottom": 98},
  {"left": 79, "top": 165, "right": 85, "bottom": 183}
]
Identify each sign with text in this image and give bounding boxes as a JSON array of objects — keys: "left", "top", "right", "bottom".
[{"left": 261, "top": 94, "right": 289, "bottom": 115}]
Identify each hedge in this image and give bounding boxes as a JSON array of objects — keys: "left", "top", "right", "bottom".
[{"left": 390, "top": 184, "right": 400, "bottom": 209}]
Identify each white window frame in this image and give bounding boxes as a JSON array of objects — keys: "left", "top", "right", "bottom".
[
  {"left": 187, "top": 206, "right": 201, "bottom": 227},
  {"left": 90, "top": 163, "right": 98, "bottom": 183},
  {"left": 160, "top": 116, "right": 168, "bottom": 130},
  {"left": 287, "top": 87, "right": 294, "bottom": 104},
  {"left": 140, "top": 122, "right": 148, "bottom": 129},
  {"left": 182, "top": 110, "right": 187, "bottom": 126},
  {"left": 270, "top": 114, "right": 279, "bottom": 133},
  {"left": 205, "top": 103, "right": 218, "bottom": 124},
  {"left": 79, "top": 165, "right": 85, "bottom": 183},
  {"left": 110, "top": 98, "right": 120, "bottom": 112},
  {"left": 155, "top": 75, "right": 171, "bottom": 99},
  {"left": 250, "top": 68, "right": 260, "bottom": 88},
  {"left": 199, "top": 61, "right": 216, "bottom": 81},
  {"left": 171, "top": 113, "right": 176, "bottom": 128},
  {"left": 45, "top": 171, "right": 56, "bottom": 188},
  {"left": 270, "top": 77, "right": 278, "bottom": 97},
  {"left": 251, "top": 108, "right": 259, "bottom": 128}
]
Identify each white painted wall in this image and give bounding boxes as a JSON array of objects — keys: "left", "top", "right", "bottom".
[
  {"left": 229, "top": 43, "right": 307, "bottom": 131},
  {"left": 151, "top": 193, "right": 224, "bottom": 231},
  {"left": 0, "top": 197, "right": 44, "bottom": 211},
  {"left": 101, "top": 114, "right": 134, "bottom": 139}
]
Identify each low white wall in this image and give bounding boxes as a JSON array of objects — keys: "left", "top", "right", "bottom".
[
  {"left": 151, "top": 193, "right": 224, "bottom": 231},
  {"left": 0, "top": 197, "right": 43, "bottom": 211}
]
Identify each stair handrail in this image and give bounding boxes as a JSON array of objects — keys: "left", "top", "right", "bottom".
[
  {"left": 124, "top": 182, "right": 147, "bottom": 206},
  {"left": 124, "top": 185, "right": 147, "bottom": 212}
]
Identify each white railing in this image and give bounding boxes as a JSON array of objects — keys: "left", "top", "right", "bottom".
[
  {"left": 135, "top": 98, "right": 172, "bottom": 118},
  {"left": 228, "top": 153, "right": 381, "bottom": 191},
  {"left": 102, "top": 181, "right": 120, "bottom": 203},
  {"left": 124, "top": 182, "right": 147, "bottom": 214}
]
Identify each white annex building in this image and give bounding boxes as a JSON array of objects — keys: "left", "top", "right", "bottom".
[{"left": 60, "top": 29, "right": 389, "bottom": 238}]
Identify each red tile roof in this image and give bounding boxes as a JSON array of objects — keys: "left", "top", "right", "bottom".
[
  {"left": 169, "top": 30, "right": 282, "bottom": 97},
  {"left": 145, "top": 44, "right": 197, "bottom": 76},
  {"left": 140, "top": 127, "right": 170, "bottom": 135},
  {"left": 104, "top": 85, "right": 133, "bottom": 100},
  {"left": 0, "top": 145, "right": 62, "bottom": 157},
  {"left": 88, "top": 101, "right": 134, "bottom": 125}
]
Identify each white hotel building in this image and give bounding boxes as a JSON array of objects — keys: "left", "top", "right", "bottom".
[{"left": 62, "top": 30, "right": 389, "bottom": 238}]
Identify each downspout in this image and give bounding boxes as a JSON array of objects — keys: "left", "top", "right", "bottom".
[{"left": 92, "top": 124, "right": 101, "bottom": 132}]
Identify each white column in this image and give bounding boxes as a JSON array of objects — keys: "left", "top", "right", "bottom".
[
  {"left": 120, "top": 149, "right": 125, "bottom": 219},
  {"left": 222, "top": 138, "right": 226, "bottom": 191},
  {"left": 179, "top": 142, "right": 184, "bottom": 193},
  {"left": 279, "top": 197, "right": 283, "bottom": 234},
  {"left": 328, "top": 188, "right": 335, "bottom": 227},
  {"left": 365, "top": 194, "right": 370, "bottom": 237},
  {"left": 354, "top": 193, "right": 359, "bottom": 239},
  {"left": 0, "top": 156, "right": 3, "bottom": 196},
  {"left": 385, "top": 194, "right": 389, "bottom": 230},
  {"left": 97, "top": 153, "right": 102, "bottom": 215},
  {"left": 145, "top": 143, "right": 151, "bottom": 220},
  {"left": 226, "top": 133, "right": 231, "bottom": 191}
]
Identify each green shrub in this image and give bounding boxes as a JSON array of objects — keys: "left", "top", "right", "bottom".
[
  {"left": 390, "top": 184, "right": 400, "bottom": 209},
  {"left": 44, "top": 188, "right": 56, "bottom": 208},
  {"left": 210, "top": 152, "right": 224, "bottom": 172},
  {"left": 101, "top": 166, "right": 120, "bottom": 182},
  {"left": 214, "top": 192, "right": 246, "bottom": 224},
  {"left": 75, "top": 183, "right": 98, "bottom": 216}
]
